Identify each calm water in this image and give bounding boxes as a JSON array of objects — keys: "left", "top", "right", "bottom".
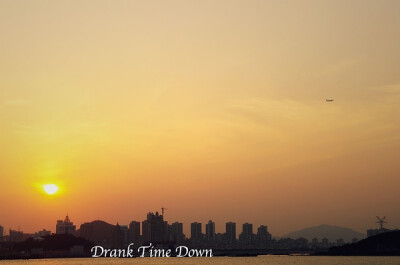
[{"left": 1, "top": 256, "right": 400, "bottom": 265}]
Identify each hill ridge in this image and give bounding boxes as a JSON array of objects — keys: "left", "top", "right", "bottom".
[{"left": 284, "top": 224, "right": 365, "bottom": 242}]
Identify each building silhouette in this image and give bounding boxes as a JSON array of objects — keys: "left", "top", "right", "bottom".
[
  {"left": 206, "top": 220, "right": 215, "bottom": 241},
  {"left": 321, "top": 237, "right": 329, "bottom": 249},
  {"left": 113, "top": 223, "right": 126, "bottom": 248},
  {"left": 242, "top": 223, "right": 253, "bottom": 235},
  {"left": 129, "top": 221, "right": 141, "bottom": 243},
  {"left": 256, "top": 225, "right": 271, "bottom": 247},
  {"left": 56, "top": 215, "right": 76, "bottom": 235},
  {"left": 120, "top": 224, "right": 129, "bottom": 246},
  {"left": 0, "top": 225, "right": 3, "bottom": 238},
  {"left": 191, "top": 222, "right": 202, "bottom": 241},
  {"left": 239, "top": 223, "right": 255, "bottom": 247},
  {"left": 142, "top": 211, "right": 168, "bottom": 244},
  {"left": 169, "top": 222, "right": 185, "bottom": 244},
  {"left": 9, "top": 229, "right": 24, "bottom": 242},
  {"left": 226, "top": 222, "right": 236, "bottom": 245},
  {"left": 36, "top": 229, "right": 51, "bottom": 238}
]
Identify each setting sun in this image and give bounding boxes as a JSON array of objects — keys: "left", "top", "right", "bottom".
[{"left": 43, "top": 184, "right": 59, "bottom": 195}]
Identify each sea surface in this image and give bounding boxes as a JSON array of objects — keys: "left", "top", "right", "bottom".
[{"left": 1, "top": 256, "right": 400, "bottom": 265}]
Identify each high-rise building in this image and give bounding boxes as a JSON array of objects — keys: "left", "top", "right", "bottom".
[
  {"left": 205, "top": 220, "right": 215, "bottom": 241},
  {"left": 311, "top": 237, "right": 319, "bottom": 249},
  {"left": 120, "top": 225, "right": 129, "bottom": 246},
  {"left": 256, "top": 225, "right": 271, "bottom": 247},
  {"left": 242, "top": 223, "right": 253, "bottom": 235},
  {"left": 0, "top": 225, "right": 3, "bottom": 237},
  {"left": 257, "top": 225, "right": 271, "bottom": 239},
  {"left": 56, "top": 215, "right": 76, "bottom": 235},
  {"left": 113, "top": 223, "right": 125, "bottom": 248},
  {"left": 9, "top": 229, "right": 24, "bottom": 242},
  {"left": 226, "top": 222, "right": 236, "bottom": 245},
  {"left": 169, "top": 222, "right": 185, "bottom": 244},
  {"left": 191, "top": 222, "right": 202, "bottom": 240},
  {"left": 239, "top": 223, "right": 255, "bottom": 247},
  {"left": 129, "top": 221, "right": 141, "bottom": 242},
  {"left": 142, "top": 211, "right": 168, "bottom": 243},
  {"left": 321, "top": 237, "right": 329, "bottom": 249}
]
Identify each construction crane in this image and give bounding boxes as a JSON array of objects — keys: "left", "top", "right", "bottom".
[
  {"left": 376, "top": 216, "right": 387, "bottom": 230},
  {"left": 161, "top": 207, "right": 168, "bottom": 217}
]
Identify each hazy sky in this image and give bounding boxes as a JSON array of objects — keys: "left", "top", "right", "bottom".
[{"left": 0, "top": 0, "right": 399, "bottom": 236}]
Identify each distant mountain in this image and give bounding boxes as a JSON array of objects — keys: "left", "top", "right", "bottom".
[
  {"left": 284, "top": 224, "right": 365, "bottom": 242},
  {"left": 326, "top": 230, "right": 400, "bottom": 255}
]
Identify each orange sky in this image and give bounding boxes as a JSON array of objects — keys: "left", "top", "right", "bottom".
[{"left": 0, "top": 0, "right": 399, "bottom": 237}]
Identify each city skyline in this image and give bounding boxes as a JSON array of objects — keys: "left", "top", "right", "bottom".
[
  {"left": 0, "top": 210, "right": 389, "bottom": 239},
  {"left": 1, "top": 213, "right": 398, "bottom": 258},
  {"left": 7, "top": 210, "right": 394, "bottom": 256},
  {"left": 1, "top": 0, "right": 400, "bottom": 238},
  {"left": 4, "top": 211, "right": 372, "bottom": 257}
]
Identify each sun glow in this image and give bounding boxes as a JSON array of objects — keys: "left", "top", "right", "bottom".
[{"left": 43, "top": 184, "right": 59, "bottom": 195}]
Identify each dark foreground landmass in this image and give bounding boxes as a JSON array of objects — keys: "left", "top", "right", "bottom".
[
  {"left": 2, "top": 231, "right": 400, "bottom": 260},
  {"left": 0, "top": 234, "right": 93, "bottom": 260},
  {"left": 321, "top": 230, "right": 400, "bottom": 256}
]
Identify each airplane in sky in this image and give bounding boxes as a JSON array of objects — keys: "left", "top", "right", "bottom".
[{"left": 326, "top": 99, "right": 334, "bottom": 102}]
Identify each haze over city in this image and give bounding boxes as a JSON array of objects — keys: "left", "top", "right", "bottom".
[{"left": 0, "top": 0, "right": 399, "bottom": 237}]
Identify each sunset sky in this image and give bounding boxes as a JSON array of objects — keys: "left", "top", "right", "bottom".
[{"left": 0, "top": 0, "right": 399, "bottom": 237}]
